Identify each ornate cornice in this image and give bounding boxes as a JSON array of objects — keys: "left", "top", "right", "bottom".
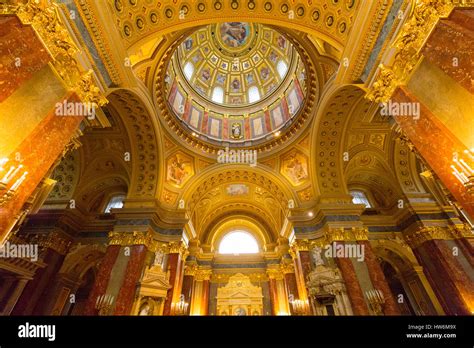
[
  {"left": 35, "top": 231, "right": 72, "bottom": 256},
  {"left": 290, "top": 239, "right": 311, "bottom": 253},
  {"left": 403, "top": 225, "right": 470, "bottom": 249},
  {"left": 324, "top": 227, "right": 369, "bottom": 244},
  {"left": 71, "top": 0, "right": 122, "bottom": 85},
  {"left": 1, "top": 1, "right": 107, "bottom": 107},
  {"left": 108, "top": 230, "right": 157, "bottom": 250},
  {"left": 366, "top": 0, "right": 474, "bottom": 102}
]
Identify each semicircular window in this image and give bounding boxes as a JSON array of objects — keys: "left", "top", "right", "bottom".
[{"left": 218, "top": 231, "right": 259, "bottom": 254}]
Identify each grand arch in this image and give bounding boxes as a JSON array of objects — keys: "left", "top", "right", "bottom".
[
  {"left": 108, "top": 0, "right": 360, "bottom": 52},
  {"left": 107, "top": 88, "right": 164, "bottom": 199},
  {"left": 310, "top": 83, "right": 366, "bottom": 198}
]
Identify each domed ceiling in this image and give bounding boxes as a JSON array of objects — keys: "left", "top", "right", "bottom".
[{"left": 164, "top": 22, "right": 309, "bottom": 146}]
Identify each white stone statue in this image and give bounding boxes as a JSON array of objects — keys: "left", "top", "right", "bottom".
[{"left": 311, "top": 246, "right": 324, "bottom": 266}]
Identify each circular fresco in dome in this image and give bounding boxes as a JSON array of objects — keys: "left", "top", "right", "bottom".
[{"left": 218, "top": 22, "right": 252, "bottom": 49}]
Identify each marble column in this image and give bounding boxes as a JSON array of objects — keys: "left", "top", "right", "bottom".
[
  {"left": 12, "top": 233, "right": 72, "bottom": 315},
  {"left": 82, "top": 245, "right": 121, "bottom": 315},
  {"left": 290, "top": 240, "right": 311, "bottom": 306},
  {"left": 181, "top": 274, "right": 194, "bottom": 315},
  {"left": 333, "top": 241, "right": 370, "bottom": 315},
  {"left": 409, "top": 235, "right": 473, "bottom": 315},
  {"left": 359, "top": 241, "right": 400, "bottom": 315},
  {"left": 202, "top": 279, "right": 210, "bottom": 316},
  {"left": 392, "top": 87, "right": 474, "bottom": 218},
  {"left": 0, "top": 16, "right": 51, "bottom": 102},
  {"left": 163, "top": 243, "right": 186, "bottom": 315},
  {"left": 114, "top": 245, "right": 148, "bottom": 315},
  {"left": 421, "top": 10, "right": 474, "bottom": 95},
  {"left": 268, "top": 278, "right": 278, "bottom": 315},
  {"left": 2, "top": 277, "right": 29, "bottom": 315}
]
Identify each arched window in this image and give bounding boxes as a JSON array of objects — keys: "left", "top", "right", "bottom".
[
  {"left": 212, "top": 87, "right": 224, "bottom": 103},
  {"left": 218, "top": 231, "right": 259, "bottom": 254},
  {"left": 277, "top": 60, "right": 288, "bottom": 79},
  {"left": 183, "top": 62, "right": 194, "bottom": 80},
  {"left": 104, "top": 194, "right": 125, "bottom": 213},
  {"left": 350, "top": 190, "right": 372, "bottom": 208},
  {"left": 248, "top": 86, "right": 260, "bottom": 103}
]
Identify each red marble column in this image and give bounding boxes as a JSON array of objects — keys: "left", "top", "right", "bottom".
[
  {"left": 12, "top": 248, "right": 65, "bottom": 315},
  {"left": 202, "top": 279, "right": 210, "bottom": 316},
  {"left": 114, "top": 245, "right": 148, "bottom": 315},
  {"left": 181, "top": 274, "right": 194, "bottom": 315},
  {"left": 285, "top": 272, "right": 299, "bottom": 315},
  {"left": 359, "top": 241, "right": 400, "bottom": 315},
  {"left": 284, "top": 272, "right": 299, "bottom": 299},
  {"left": 422, "top": 11, "right": 474, "bottom": 95},
  {"left": 0, "top": 16, "right": 51, "bottom": 102},
  {"left": 412, "top": 240, "right": 472, "bottom": 315},
  {"left": 268, "top": 278, "right": 278, "bottom": 315},
  {"left": 0, "top": 92, "right": 84, "bottom": 240},
  {"left": 334, "top": 242, "right": 369, "bottom": 315},
  {"left": 163, "top": 253, "right": 181, "bottom": 315},
  {"left": 392, "top": 87, "right": 474, "bottom": 218},
  {"left": 298, "top": 250, "right": 312, "bottom": 280},
  {"left": 456, "top": 237, "right": 474, "bottom": 268},
  {"left": 82, "top": 245, "right": 121, "bottom": 315}
]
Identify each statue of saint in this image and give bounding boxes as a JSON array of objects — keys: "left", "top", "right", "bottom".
[{"left": 311, "top": 246, "right": 324, "bottom": 266}]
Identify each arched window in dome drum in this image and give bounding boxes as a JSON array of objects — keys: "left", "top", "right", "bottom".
[
  {"left": 248, "top": 86, "right": 260, "bottom": 103},
  {"left": 277, "top": 60, "right": 288, "bottom": 79},
  {"left": 183, "top": 62, "right": 194, "bottom": 80},
  {"left": 212, "top": 86, "right": 224, "bottom": 104}
]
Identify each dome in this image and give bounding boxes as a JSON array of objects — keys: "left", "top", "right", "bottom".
[{"left": 164, "top": 23, "right": 308, "bottom": 146}]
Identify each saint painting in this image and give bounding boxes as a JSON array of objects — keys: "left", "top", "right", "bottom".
[{"left": 231, "top": 123, "right": 243, "bottom": 139}]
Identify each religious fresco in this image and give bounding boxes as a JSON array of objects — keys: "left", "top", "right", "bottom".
[
  {"left": 226, "top": 184, "right": 250, "bottom": 196},
  {"left": 219, "top": 22, "right": 251, "bottom": 48},
  {"left": 281, "top": 150, "right": 309, "bottom": 186},
  {"left": 173, "top": 23, "right": 297, "bottom": 107},
  {"left": 166, "top": 152, "right": 194, "bottom": 187}
]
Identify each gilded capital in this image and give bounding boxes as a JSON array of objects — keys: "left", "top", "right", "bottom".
[
  {"left": 266, "top": 268, "right": 284, "bottom": 280},
  {"left": 195, "top": 269, "right": 212, "bottom": 281},
  {"left": 108, "top": 231, "right": 157, "bottom": 251},
  {"left": 403, "top": 226, "right": 453, "bottom": 249}
]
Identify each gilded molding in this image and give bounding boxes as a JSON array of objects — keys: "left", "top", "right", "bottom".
[
  {"left": 195, "top": 269, "right": 212, "bottom": 281},
  {"left": 1, "top": 1, "right": 107, "bottom": 107},
  {"left": 290, "top": 239, "right": 311, "bottom": 252},
  {"left": 266, "top": 268, "right": 285, "bottom": 280},
  {"left": 108, "top": 230, "right": 157, "bottom": 250},
  {"left": 36, "top": 231, "right": 72, "bottom": 256},
  {"left": 350, "top": 1, "right": 391, "bottom": 81},
  {"left": 366, "top": 0, "right": 474, "bottom": 102},
  {"left": 184, "top": 263, "right": 198, "bottom": 276},
  {"left": 72, "top": 0, "right": 122, "bottom": 85},
  {"left": 403, "top": 226, "right": 463, "bottom": 249},
  {"left": 280, "top": 262, "right": 295, "bottom": 275}
]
